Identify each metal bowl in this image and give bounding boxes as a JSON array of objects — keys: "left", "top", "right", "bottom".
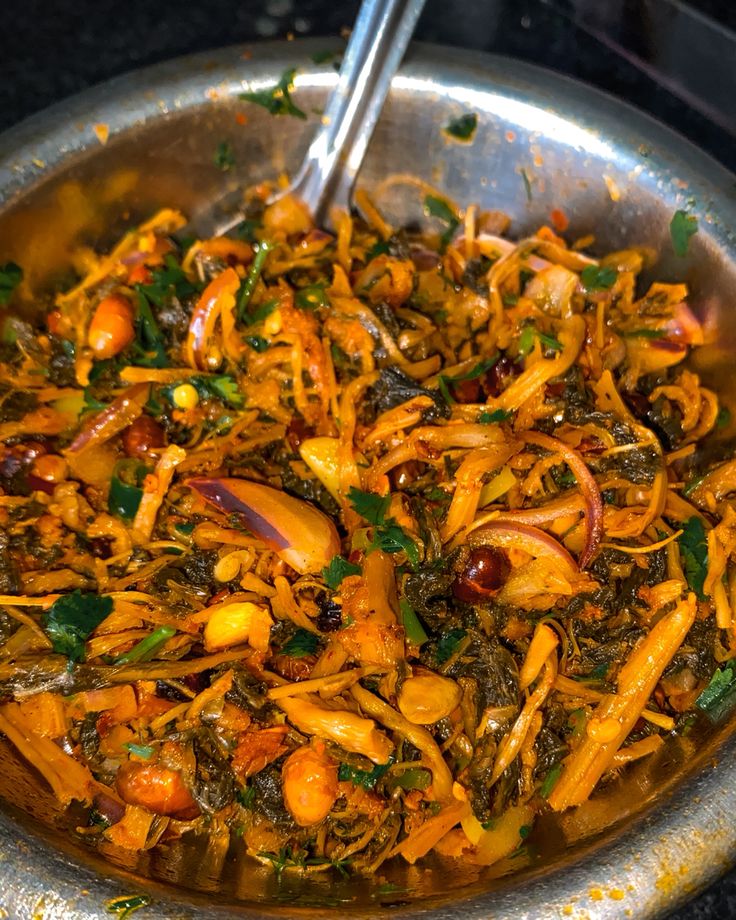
[{"left": 2, "top": 38, "right": 736, "bottom": 920}]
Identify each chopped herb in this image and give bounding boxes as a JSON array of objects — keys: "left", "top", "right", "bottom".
[
  {"left": 106, "top": 895, "right": 151, "bottom": 919},
  {"left": 520, "top": 168, "right": 533, "bottom": 202},
  {"left": 193, "top": 374, "right": 245, "bottom": 409},
  {"left": 137, "top": 255, "right": 199, "bottom": 307},
  {"left": 518, "top": 325, "right": 535, "bottom": 356},
  {"left": 537, "top": 331, "right": 562, "bottom": 351},
  {"left": 108, "top": 462, "right": 145, "bottom": 520},
  {"left": 444, "top": 113, "right": 478, "bottom": 141},
  {"left": 348, "top": 487, "right": 420, "bottom": 569},
  {"left": 338, "top": 760, "right": 390, "bottom": 789},
  {"left": 245, "top": 297, "right": 279, "bottom": 325},
  {"left": 670, "top": 209, "right": 698, "bottom": 257},
  {"left": 44, "top": 591, "right": 114, "bottom": 664},
  {"left": 423, "top": 195, "right": 459, "bottom": 251},
  {"left": 133, "top": 291, "right": 169, "bottom": 368},
  {"left": 389, "top": 767, "right": 432, "bottom": 790},
  {"left": 323, "top": 555, "right": 361, "bottom": 590},
  {"left": 282, "top": 628, "right": 319, "bottom": 658},
  {"left": 237, "top": 785, "right": 256, "bottom": 808},
  {"left": 295, "top": 284, "right": 330, "bottom": 310},
  {"left": 214, "top": 140, "right": 235, "bottom": 171},
  {"left": 435, "top": 627, "right": 467, "bottom": 665},
  {"left": 245, "top": 335, "right": 270, "bottom": 352},
  {"left": 717, "top": 407, "right": 732, "bottom": 429},
  {"left": 398, "top": 598, "right": 428, "bottom": 646},
  {"left": 374, "top": 883, "right": 411, "bottom": 897},
  {"left": 114, "top": 625, "right": 176, "bottom": 664},
  {"left": 234, "top": 218, "right": 262, "bottom": 243},
  {"left": 580, "top": 264, "right": 618, "bottom": 291},
  {"left": 696, "top": 660, "right": 736, "bottom": 721},
  {"left": 237, "top": 241, "right": 274, "bottom": 320},
  {"left": 540, "top": 763, "right": 563, "bottom": 798},
  {"left": 0, "top": 262, "right": 23, "bottom": 305},
  {"left": 347, "top": 487, "right": 391, "bottom": 526},
  {"left": 123, "top": 742, "right": 155, "bottom": 760},
  {"left": 683, "top": 474, "right": 704, "bottom": 497},
  {"left": 518, "top": 325, "right": 561, "bottom": 356},
  {"left": 365, "top": 239, "right": 391, "bottom": 261},
  {"left": 622, "top": 328, "right": 663, "bottom": 339},
  {"left": 677, "top": 515, "right": 708, "bottom": 600},
  {"left": 502, "top": 292, "right": 519, "bottom": 306},
  {"left": 478, "top": 408, "right": 512, "bottom": 424},
  {"left": 83, "top": 388, "right": 108, "bottom": 410},
  {"left": 240, "top": 68, "right": 306, "bottom": 119},
  {"left": 438, "top": 355, "right": 499, "bottom": 403}
]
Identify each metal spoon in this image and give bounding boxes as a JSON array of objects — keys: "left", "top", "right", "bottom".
[{"left": 217, "top": 0, "right": 426, "bottom": 234}]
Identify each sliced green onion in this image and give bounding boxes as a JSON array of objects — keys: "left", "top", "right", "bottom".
[{"left": 114, "top": 625, "right": 176, "bottom": 664}]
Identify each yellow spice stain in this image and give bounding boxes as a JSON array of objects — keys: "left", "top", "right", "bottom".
[
  {"left": 93, "top": 123, "right": 109, "bottom": 145},
  {"left": 603, "top": 174, "right": 621, "bottom": 202},
  {"left": 608, "top": 889, "right": 626, "bottom": 900},
  {"left": 588, "top": 888, "right": 603, "bottom": 901},
  {"left": 562, "top": 907, "right": 573, "bottom": 916}
]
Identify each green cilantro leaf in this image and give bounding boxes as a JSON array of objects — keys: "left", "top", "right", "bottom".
[
  {"left": 193, "top": 374, "right": 245, "bottom": 409},
  {"left": 444, "top": 113, "right": 478, "bottom": 141},
  {"left": 438, "top": 355, "right": 499, "bottom": 404},
  {"left": 44, "top": 591, "right": 114, "bottom": 663},
  {"left": 0, "top": 262, "right": 23, "bottom": 305},
  {"left": 348, "top": 487, "right": 420, "bottom": 568},
  {"left": 214, "top": 140, "right": 235, "bottom": 171},
  {"left": 478, "top": 408, "right": 512, "bottom": 424},
  {"left": 677, "top": 515, "right": 708, "bottom": 600},
  {"left": 580, "top": 264, "right": 618, "bottom": 291},
  {"left": 323, "top": 555, "right": 361, "bottom": 590},
  {"left": 371, "top": 521, "right": 420, "bottom": 568},
  {"left": 670, "top": 210, "right": 698, "bottom": 257},
  {"left": 717, "top": 407, "right": 731, "bottom": 430},
  {"left": 133, "top": 292, "right": 168, "bottom": 368},
  {"left": 348, "top": 487, "right": 391, "bottom": 526},
  {"left": 338, "top": 760, "right": 390, "bottom": 789},
  {"left": 240, "top": 68, "right": 306, "bottom": 119},
  {"left": 435, "top": 627, "right": 467, "bottom": 665},
  {"left": 424, "top": 195, "right": 459, "bottom": 251},
  {"left": 282, "top": 628, "right": 319, "bottom": 658},
  {"left": 137, "top": 254, "right": 199, "bottom": 306},
  {"left": 518, "top": 325, "right": 561, "bottom": 357}
]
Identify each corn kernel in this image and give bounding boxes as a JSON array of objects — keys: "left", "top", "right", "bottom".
[{"left": 172, "top": 383, "right": 199, "bottom": 409}]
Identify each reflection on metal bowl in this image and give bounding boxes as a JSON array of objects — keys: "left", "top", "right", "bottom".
[{"left": 1, "top": 38, "right": 736, "bottom": 920}]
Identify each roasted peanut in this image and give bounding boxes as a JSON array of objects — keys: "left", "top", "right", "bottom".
[
  {"left": 397, "top": 673, "right": 463, "bottom": 724},
  {"left": 115, "top": 762, "right": 199, "bottom": 817},
  {"left": 282, "top": 745, "right": 338, "bottom": 826}
]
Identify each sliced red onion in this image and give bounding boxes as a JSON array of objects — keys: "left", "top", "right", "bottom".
[
  {"left": 188, "top": 477, "right": 341, "bottom": 575},
  {"left": 68, "top": 383, "right": 149, "bottom": 453},
  {"left": 521, "top": 431, "right": 603, "bottom": 569},
  {"left": 469, "top": 520, "right": 579, "bottom": 574}
]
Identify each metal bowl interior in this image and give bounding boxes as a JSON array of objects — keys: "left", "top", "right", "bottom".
[{"left": 1, "top": 39, "right": 736, "bottom": 920}]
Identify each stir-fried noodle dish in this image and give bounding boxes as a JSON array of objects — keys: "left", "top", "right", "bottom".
[{"left": 0, "top": 184, "right": 732, "bottom": 876}]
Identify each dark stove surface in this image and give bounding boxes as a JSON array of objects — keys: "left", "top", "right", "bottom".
[{"left": 2, "top": 1, "right": 736, "bottom": 916}]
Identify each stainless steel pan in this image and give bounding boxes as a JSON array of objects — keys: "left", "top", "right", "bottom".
[{"left": 1, "top": 39, "right": 736, "bottom": 920}]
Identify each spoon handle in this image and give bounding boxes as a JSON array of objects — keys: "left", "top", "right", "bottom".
[{"left": 291, "top": 0, "right": 427, "bottom": 225}]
